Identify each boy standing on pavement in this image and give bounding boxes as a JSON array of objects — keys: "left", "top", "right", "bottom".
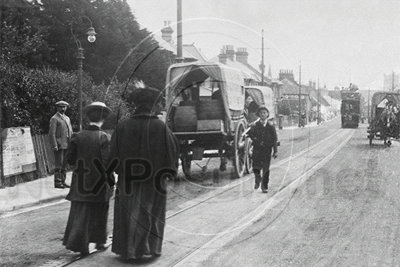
[
  {"left": 49, "top": 100, "right": 73, "bottom": 189},
  {"left": 247, "top": 106, "right": 278, "bottom": 193}
]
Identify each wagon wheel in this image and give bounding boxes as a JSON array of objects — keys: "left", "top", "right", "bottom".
[
  {"left": 233, "top": 121, "right": 246, "bottom": 178},
  {"left": 180, "top": 153, "right": 192, "bottom": 179},
  {"left": 245, "top": 137, "right": 253, "bottom": 174}
]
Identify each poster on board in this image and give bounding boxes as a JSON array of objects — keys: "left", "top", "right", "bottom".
[{"left": 1, "top": 127, "right": 37, "bottom": 177}]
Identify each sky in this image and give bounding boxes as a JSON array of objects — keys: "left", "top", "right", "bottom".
[{"left": 126, "top": 0, "right": 400, "bottom": 90}]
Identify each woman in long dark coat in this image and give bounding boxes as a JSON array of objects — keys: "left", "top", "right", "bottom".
[
  {"left": 63, "top": 102, "right": 114, "bottom": 256},
  {"left": 109, "top": 85, "right": 179, "bottom": 260}
]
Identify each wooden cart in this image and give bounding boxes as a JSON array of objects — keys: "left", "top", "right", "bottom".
[{"left": 165, "top": 62, "right": 250, "bottom": 178}]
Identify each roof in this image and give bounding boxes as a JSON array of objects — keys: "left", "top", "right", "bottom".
[
  {"left": 310, "top": 93, "right": 330, "bottom": 106},
  {"left": 280, "top": 78, "right": 309, "bottom": 95},
  {"left": 183, "top": 44, "right": 208, "bottom": 62},
  {"left": 328, "top": 90, "right": 341, "bottom": 100},
  {"left": 151, "top": 34, "right": 205, "bottom": 61}
]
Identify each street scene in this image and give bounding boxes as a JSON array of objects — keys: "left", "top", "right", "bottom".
[
  {"left": 2, "top": 0, "right": 400, "bottom": 266},
  {"left": 3, "top": 119, "right": 400, "bottom": 266}
]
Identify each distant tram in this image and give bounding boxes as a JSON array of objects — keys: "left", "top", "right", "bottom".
[{"left": 340, "top": 90, "right": 363, "bottom": 128}]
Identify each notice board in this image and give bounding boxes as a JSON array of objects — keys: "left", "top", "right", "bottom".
[{"left": 1, "top": 127, "right": 36, "bottom": 177}]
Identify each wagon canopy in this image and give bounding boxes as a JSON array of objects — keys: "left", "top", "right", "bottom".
[
  {"left": 165, "top": 62, "right": 246, "bottom": 119},
  {"left": 371, "top": 91, "right": 400, "bottom": 118},
  {"left": 245, "top": 86, "right": 275, "bottom": 119}
]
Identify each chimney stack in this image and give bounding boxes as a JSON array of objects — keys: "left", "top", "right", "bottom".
[
  {"left": 225, "top": 45, "right": 235, "bottom": 61},
  {"left": 279, "top": 69, "right": 295, "bottom": 82},
  {"left": 161, "top": 21, "right": 173, "bottom": 43},
  {"left": 218, "top": 48, "right": 228, "bottom": 64},
  {"left": 236, "top": 47, "right": 248, "bottom": 64}
]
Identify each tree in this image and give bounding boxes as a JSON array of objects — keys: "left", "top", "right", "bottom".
[
  {"left": 1, "top": 63, "right": 92, "bottom": 134},
  {"left": 33, "top": 0, "right": 174, "bottom": 88},
  {"left": 1, "top": 0, "right": 175, "bottom": 133},
  {"left": 0, "top": 0, "right": 49, "bottom": 68}
]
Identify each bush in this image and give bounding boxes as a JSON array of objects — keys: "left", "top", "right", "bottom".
[{"left": 1, "top": 64, "right": 92, "bottom": 134}]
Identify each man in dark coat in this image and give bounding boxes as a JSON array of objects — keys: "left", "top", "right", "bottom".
[
  {"left": 49, "top": 100, "right": 73, "bottom": 188},
  {"left": 247, "top": 106, "right": 278, "bottom": 193},
  {"left": 63, "top": 102, "right": 114, "bottom": 256},
  {"left": 109, "top": 85, "right": 179, "bottom": 261}
]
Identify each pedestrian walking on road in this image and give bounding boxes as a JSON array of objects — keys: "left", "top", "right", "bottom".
[
  {"left": 300, "top": 111, "right": 306, "bottom": 127},
  {"left": 109, "top": 84, "right": 179, "bottom": 261},
  {"left": 247, "top": 106, "right": 278, "bottom": 193},
  {"left": 63, "top": 102, "right": 114, "bottom": 256},
  {"left": 49, "top": 100, "right": 73, "bottom": 189}
]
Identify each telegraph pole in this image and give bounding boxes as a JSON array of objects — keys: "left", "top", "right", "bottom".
[
  {"left": 261, "top": 29, "right": 265, "bottom": 85},
  {"left": 368, "top": 87, "right": 370, "bottom": 123},
  {"left": 317, "top": 77, "right": 320, "bottom": 125},
  {"left": 176, "top": 0, "right": 183, "bottom": 63},
  {"left": 298, "top": 61, "right": 302, "bottom": 127},
  {"left": 392, "top": 71, "right": 395, "bottom": 91}
]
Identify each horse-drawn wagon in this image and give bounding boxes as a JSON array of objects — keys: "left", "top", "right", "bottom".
[
  {"left": 165, "top": 62, "right": 251, "bottom": 178},
  {"left": 367, "top": 91, "right": 400, "bottom": 147}
]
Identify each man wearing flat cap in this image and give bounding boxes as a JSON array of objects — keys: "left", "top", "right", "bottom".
[
  {"left": 49, "top": 100, "right": 73, "bottom": 188},
  {"left": 63, "top": 102, "right": 114, "bottom": 256}
]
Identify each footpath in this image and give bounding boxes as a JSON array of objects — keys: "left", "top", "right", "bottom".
[{"left": 0, "top": 120, "right": 321, "bottom": 214}]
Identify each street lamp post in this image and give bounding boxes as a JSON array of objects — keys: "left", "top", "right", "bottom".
[
  {"left": 71, "top": 17, "right": 97, "bottom": 131},
  {"left": 76, "top": 48, "right": 84, "bottom": 131}
]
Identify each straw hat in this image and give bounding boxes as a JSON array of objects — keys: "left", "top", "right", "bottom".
[{"left": 83, "top": 102, "right": 112, "bottom": 121}]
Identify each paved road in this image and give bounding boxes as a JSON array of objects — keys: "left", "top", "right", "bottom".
[
  {"left": 6, "top": 117, "right": 391, "bottom": 267},
  {"left": 199, "top": 124, "right": 400, "bottom": 266},
  {"left": 66, "top": 119, "right": 385, "bottom": 266}
]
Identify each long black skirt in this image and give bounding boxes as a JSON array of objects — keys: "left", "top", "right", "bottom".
[{"left": 63, "top": 201, "right": 109, "bottom": 253}]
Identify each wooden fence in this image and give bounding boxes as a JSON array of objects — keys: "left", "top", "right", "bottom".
[{"left": 32, "top": 134, "right": 55, "bottom": 178}]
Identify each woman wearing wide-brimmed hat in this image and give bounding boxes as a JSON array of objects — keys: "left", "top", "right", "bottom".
[
  {"left": 63, "top": 102, "right": 114, "bottom": 256},
  {"left": 247, "top": 105, "right": 278, "bottom": 193},
  {"left": 108, "top": 84, "right": 179, "bottom": 261}
]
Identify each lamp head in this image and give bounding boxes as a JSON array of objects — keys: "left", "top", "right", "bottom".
[
  {"left": 86, "top": 26, "right": 97, "bottom": 43},
  {"left": 87, "top": 35, "right": 96, "bottom": 43}
]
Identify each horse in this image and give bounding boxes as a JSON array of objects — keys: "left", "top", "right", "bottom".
[{"left": 379, "top": 107, "right": 398, "bottom": 147}]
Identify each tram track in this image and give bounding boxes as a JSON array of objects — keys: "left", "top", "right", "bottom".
[
  {"left": 167, "top": 128, "right": 353, "bottom": 267},
  {"left": 165, "top": 127, "right": 346, "bottom": 220},
  {"left": 42, "top": 127, "right": 351, "bottom": 267}
]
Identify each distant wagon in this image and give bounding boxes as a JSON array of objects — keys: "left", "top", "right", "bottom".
[
  {"left": 367, "top": 91, "right": 400, "bottom": 147},
  {"left": 165, "top": 62, "right": 252, "bottom": 178}
]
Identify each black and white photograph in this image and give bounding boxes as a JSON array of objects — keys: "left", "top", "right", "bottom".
[{"left": 1, "top": 0, "right": 400, "bottom": 266}]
